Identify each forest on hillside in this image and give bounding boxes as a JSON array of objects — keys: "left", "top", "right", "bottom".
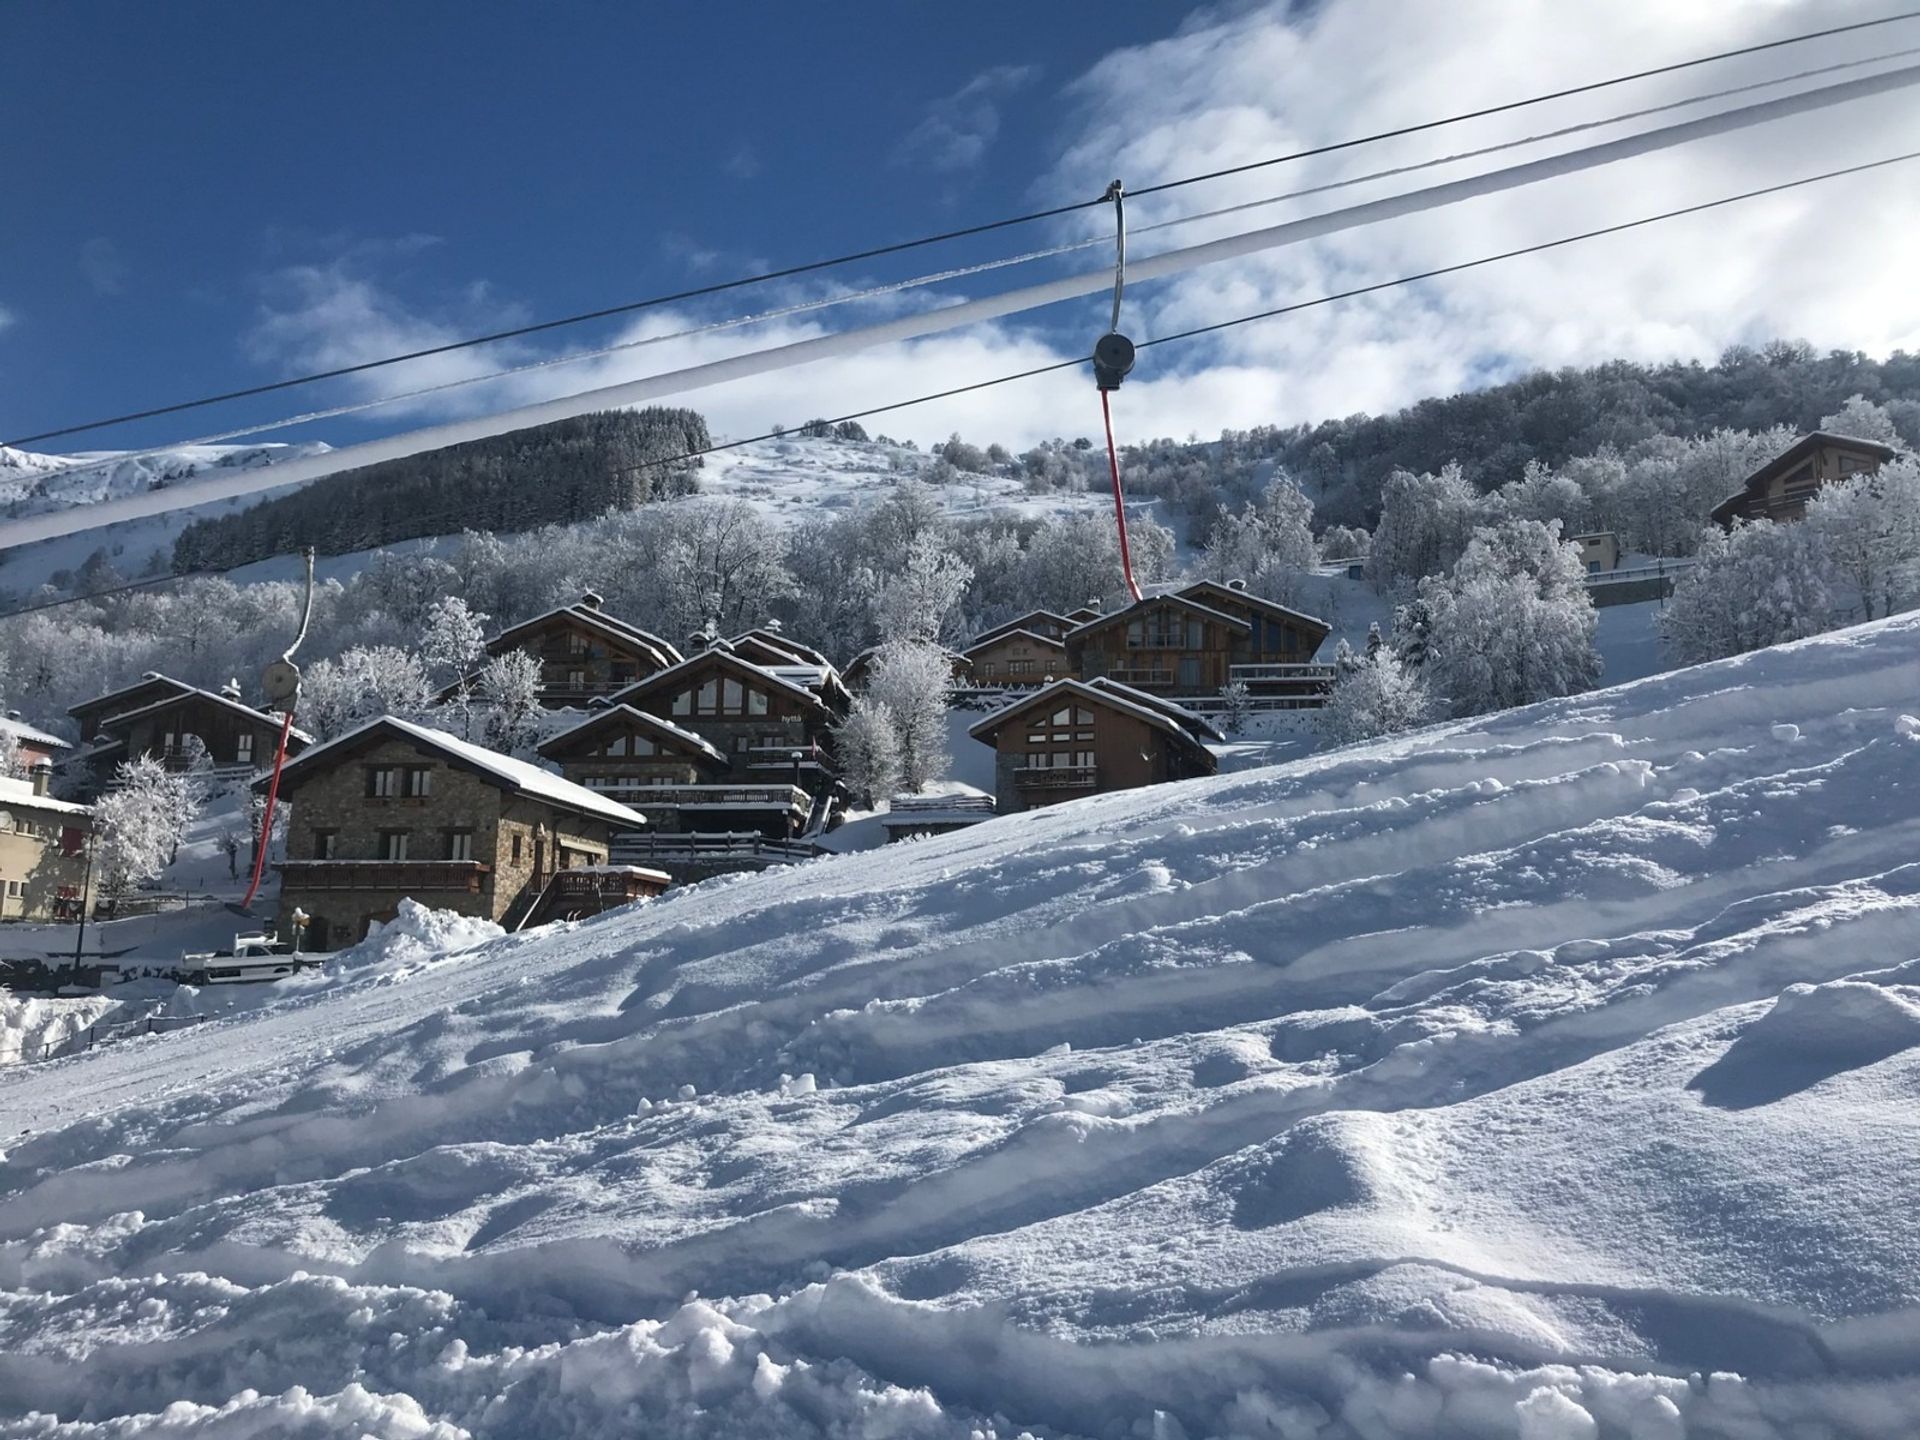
[{"left": 169, "top": 407, "right": 711, "bottom": 570}]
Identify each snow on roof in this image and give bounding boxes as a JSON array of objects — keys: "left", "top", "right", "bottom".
[
  {"left": 1063, "top": 592, "right": 1251, "bottom": 642},
  {"left": 1082, "top": 676, "right": 1226, "bottom": 743},
  {"left": 1175, "top": 579, "right": 1331, "bottom": 633},
  {"left": 273, "top": 716, "right": 647, "bottom": 829},
  {"left": 69, "top": 672, "right": 194, "bottom": 721},
  {"left": 967, "top": 677, "right": 1216, "bottom": 750},
  {"left": 1709, "top": 429, "right": 1907, "bottom": 521},
  {"left": 610, "top": 648, "right": 828, "bottom": 711},
  {"left": 106, "top": 685, "right": 315, "bottom": 746},
  {"left": 970, "top": 610, "right": 1074, "bottom": 646},
  {"left": 536, "top": 705, "right": 728, "bottom": 767},
  {"left": 0, "top": 774, "right": 90, "bottom": 816},
  {"left": 962, "top": 627, "right": 1068, "bottom": 658},
  {"left": 0, "top": 714, "right": 70, "bottom": 751},
  {"left": 487, "top": 603, "right": 679, "bottom": 665}
]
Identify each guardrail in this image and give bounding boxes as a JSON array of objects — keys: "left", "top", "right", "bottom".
[
  {"left": 3, "top": 1011, "right": 210, "bottom": 1065},
  {"left": 1588, "top": 560, "right": 1695, "bottom": 585}
]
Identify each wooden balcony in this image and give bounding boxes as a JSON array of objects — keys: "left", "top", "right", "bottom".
[
  {"left": 587, "top": 782, "right": 811, "bottom": 813},
  {"left": 1014, "top": 766, "right": 1098, "bottom": 791},
  {"left": 277, "top": 860, "right": 491, "bottom": 893}
]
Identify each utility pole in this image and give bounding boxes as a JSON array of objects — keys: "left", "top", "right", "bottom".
[{"left": 71, "top": 820, "right": 101, "bottom": 966}]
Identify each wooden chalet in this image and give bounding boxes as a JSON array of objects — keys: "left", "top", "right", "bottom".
[
  {"left": 968, "top": 677, "right": 1220, "bottom": 814},
  {"left": 267, "top": 715, "right": 656, "bottom": 949},
  {"left": 69, "top": 679, "right": 310, "bottom": 790},
  {"left": 961, "top": 628, "right": 1068, "bottom": 689},
  {"left": 843, "top": 644, "right": 971, "bottom": 693},
  {"left": 969, "top": 608, "right": 1089, "bottom": 648},
  {"left": 1709, "top": 431, "right": 1901, "bottom": 526},
  {"left": 537, "top": 704, "right": 811, "bottom": 841},
  {"left": 461, "top": 593, "right": 684, "bottom": 708},
  {"left": 68, "top": 673, "right": 195, "bottom": 743},
  {"left": 1064, "top": 581, "right": 1332, "bottom": 703}
]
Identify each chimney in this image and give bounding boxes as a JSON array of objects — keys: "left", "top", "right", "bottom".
[
  {"left": 4, "top": 709, "right": 18, "bottom": 721},
  {"left": 579, "top": 590, "right": 604, "bottom": 611},
  {"left": 29, "top": 760, "right": 51, "bottom": 798},
  {"left": 763, "top": 617, "right": 784, "bottom": 634},
  {"left": 1227, "top": 578, "right": 1248, "bottom": 591},
  {"left": 220, "top": 678, "right": 243, "bottom": 702}
]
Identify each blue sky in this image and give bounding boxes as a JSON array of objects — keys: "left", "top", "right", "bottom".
[
  {"left": 6, "top": 1, "right": 1919, "bottom": 459},
  {"left": 0, "top": 3, "right": 1168, "bottom": 452}
]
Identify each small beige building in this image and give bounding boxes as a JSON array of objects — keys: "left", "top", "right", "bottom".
[
  {"left": 1570, "top": 532, "right": 1622, "bottom": 574},
  {"left": 0, "top": 765, "right": 97, "bottom": 922},
  {"left": 266, "top": 716, "right": 652, "bottom": 950}
]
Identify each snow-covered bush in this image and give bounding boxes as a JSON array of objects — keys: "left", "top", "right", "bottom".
[
  {"left": 1201, "top": 473, "right": 1316, "bottom": 601},
  {"left": 832, "top": 697, "right": 902, "bottom": 808},
  {"left": 300, "top": 646, "right": 432, "bottom": 740},
  {"left": 1660, "top": 520, "right": 1835, "bottom": 665},
  {"left": 1366, "top": 463, "right": 1484, "bottom": 592},
  {"left": 864, "top": 641, "right": 953, "bottom": 792},
  {"left": 1318, "top": 647, "right": 1438, "bottom": 746},
  {"left": 1805, "top": 459, "right": 1920, "bottom": 621},
  {"left": 1419, "top": 519, "right": 1601, "bottom": 716},
  {"left": 477, "top": 651, "right": 543, "bottom": 757},
  {"left": 870, "top": 533, "right": 973, "bottom": 646},
  {"left": 95, "top": 756, "right": 199, "bottom": 893}
]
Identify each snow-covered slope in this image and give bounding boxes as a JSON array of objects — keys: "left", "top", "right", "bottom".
[
  {"left": 3, "top": 618, "right": 1919, "bottom": 1437},
  {"left": 0, "top": 441, "right": 331, "bottom": 518}
]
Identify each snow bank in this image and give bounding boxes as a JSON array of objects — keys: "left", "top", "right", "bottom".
[
  {"left": 3, "top": 614, "right": 1920, "bottom": 1437},
  {"left": 0, "top": 992, "right": 118, "bottom": 1068}
]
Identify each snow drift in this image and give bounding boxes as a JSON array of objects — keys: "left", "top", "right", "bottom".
[{"left": 3, "top": 616, "right": 1919, "bottom": 1438}]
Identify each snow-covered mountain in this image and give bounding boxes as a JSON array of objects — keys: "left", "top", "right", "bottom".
[
  {"left": 4, "top": 614, "right": 1917, "bottom": 1436},
  {"left": 0, "top": 440, "right": 331, "bottom": 518}
]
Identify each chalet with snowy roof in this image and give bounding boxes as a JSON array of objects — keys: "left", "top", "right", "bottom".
[
  {"left": 0, "top": 712, "right": 71, "bottom": 771},
  {"left": 459, "top": 593, "right": 684, "bottom": 709},
  {"left": 843, "top": 644, "right": 971, "bottom": 693},
  {"left": 721, "top": 628, "right": 853, "bottom": 715},
  {"left": 969, "top": 609, "right": 1087, "bottom": 648},
  {"left": 68, "top": 678, "right": 310, "bottom": 792},
  {"left": 266, "top": 715, "right": 661, "bottom": 950},
  {"left": 609, "top": 645, "right": 838, "bottom": 785},
  {"left": 0, "top": 765, "right": 97, "bottom": 923},
  {"left": 1709, "top": 431, "right": 1901, "bottom": 527},
  {"left": 68, "top": 672, "right": 195, "bottom": 741},
  {"left": 969, "top": 677, "right": 1220, "bottom": 814},
  {"left": 1065, "top": 581, "right": 1333, "bottom": 704},
  {"left": 537, "top": 704, "right": 812, "bottom": 842},
  {"left": 961, "top": 628, "right": 1068, "bottom": 689}
]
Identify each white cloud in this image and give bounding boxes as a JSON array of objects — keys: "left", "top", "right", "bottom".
[
  {"left": 0, "top": 302, "right": 14, "bottom": 333},
  {"left": 80, "top": 237, "right": 128, "bottom": 296},
  {"left": 895, "top": 64, "right": 1040, "bottom": 172},
  {"left": 244, "top": 2, "right": 1920, "bottom": 456}
]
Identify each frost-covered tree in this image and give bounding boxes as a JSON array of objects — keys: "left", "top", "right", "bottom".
[
  {"left": 1806, "top": 460, "right": 1920, "bottom": 620},
  {"left": 1366, "top": 464, "right": 1483, "bottom": 591},
  {"left": 1659, "top": 520, "right": 1834, "bottom": 665},
  {"left": 478, "top": 650, "right": 543, "bottom": 757},
  {"left": 871, "top": 533, "right": 974, "bottom": 645},
  {"left": 1420, "top": 519, "right": 1601, "bottom": 716},
  {"left": 1201, "top": 474, "right": 1315, "bottom": 601},
  {"left": 300, "top": 646, "right": 432, "bottom": 740},
  {"left": 0, "top": 730, "right": 23, "bottom": 781},
  {"left": 1318, "top": 525, "right": 1370, "bottom": 562},
  {"left": 1216, "top": 680, "right": 1253, "bottom": 735},
  {"left": 832, "top": 696, "right": 902, "bottom": 808},
  {"left": 864, "top": 640, "right": 952, "bottom": 792},
  {"left": 418, "top": 595, "right": 488, "bottom": 688},
  {"left": 1318, "top": 647, "right": 1438, "bottom": 747},
  {"left": 95, "top": 756, "right": 199, "bottom": 892},
  {"left": 1820, "top": 394, "right": 1906, "bottom": 447}
]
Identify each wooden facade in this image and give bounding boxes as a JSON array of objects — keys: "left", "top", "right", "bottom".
[
  {"left": 78, "top": 685, "right": 309, "bottom": 785},
  {"left": 466, "top": 595, "right": 683, "bottom": 709},
  {"left": 69, "top": 674, "right": 195, "bottom": 743},
  {"left": 969, "top": 678, "right": 1218, "bottom": 814},
  {"left": 268, "top": 717, "right": 646, "bottom": 949},
  {"left": 1709, "top": 431, "right": 1900, "bottom": 526},
  {"left": 1065, "top": 593, "right": 1251, "bottom": 697},
  {"left": 962, "top": 629, "right": 1069, "bottom": 688},
  {"left": 609, "top": 647, "right": 838, "bottom": 792}
]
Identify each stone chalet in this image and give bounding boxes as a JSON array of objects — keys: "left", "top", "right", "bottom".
[
  {"left": 266, "top": 716, "right": 659, "bottom": 950},
  {"left": 537, "top": 704, "right": 810, "bottom": 841},
  {"left": 968, "top": 677, "right": 1220, "bottom": 814},
  {"left": 457, "top": 593, "right": 684, "bottom": 709},
  {"left": 1066, "top": 580, "right": 1332, "bottom": 704},
  {"left": 1709, "top": 431, "right": 1901, "bottom": 527},
  {"left": 68, "top": 676, "right": 310, "bottom": 792},
  {"left": 0, "top": 765, "right": 97, "bottom": 923}
]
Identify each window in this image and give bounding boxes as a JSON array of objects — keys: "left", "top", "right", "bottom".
[
  {"left": 380, "top": 831, "right": 410, "bottom": 861},
  {"left": 512, "top": 833, "right": 523, "bottom": 863},
  {"left": 567, "top": 669, "right": 587, "bottom": 688},
  {"left": 313, "top": 829, "right": 338, "bottom": 859},
  {"left": 236, "top": 733, "right": 254, "bottom": 764},
  {"left": 748, "top": 689, "right": 768, "bottom": 716},
  {"left": 672, "top": 690, "right": 692, "bottom": 716},
  {"left": 567, "top": 632, "right": 590, "bottom": 657},
  {"left": 404, "top": 766, "right": 433, "bottom": 798},
  {"left": 723, "top": 677, "right": 743, "bottom": 711},
  {"left": 367, "top": 767, "right": 400, "bottom": 798},
  {"left": 697, "top": 679, "right": 719, "bottom": 713},
  {"left": 5, "top": 881, "right": 20, "bottom": 898},
  {"left": 444, "top": 829, "right": 474, "bottom": 862}
]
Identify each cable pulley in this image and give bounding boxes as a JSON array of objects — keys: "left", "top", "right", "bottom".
[{"left": 1094, "top": 180, "right": 1144, "bottom": 601}]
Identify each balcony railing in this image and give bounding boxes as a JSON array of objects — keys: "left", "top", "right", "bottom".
[
  {"left": 548, "top": 867, "right": 669, "bottom": 898},
  {"left": 1228, "top": 663, "right": 1339, "bottom": 682},
  {"left": 612, "top": 831, "right": 821, "bottom": 863},
  {"left": 278, "top": 860, "right": 492, "bottom": 893},
  {"left": 1104, "top": 668, "right": 1174, "bottom": 686},
  {"left": 586, "top": 782, "right": 811, "bottom": 812},
  {"left": 1014, "top": 766, "right": 1098, "bottom": 790}
]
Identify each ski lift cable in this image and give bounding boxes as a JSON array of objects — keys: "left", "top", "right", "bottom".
[
  {"left": 2, "top": 143, "right": 1915, "bottom": 622},
  {"left": 8, "top": 7, "right": 1918, "bottom": 451},
  {"left": 9, "top": 58, "right": 1916, "bottom": 554},
  {"left": 26, "top": 43, "right": 1916, "bottom": 478}
]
